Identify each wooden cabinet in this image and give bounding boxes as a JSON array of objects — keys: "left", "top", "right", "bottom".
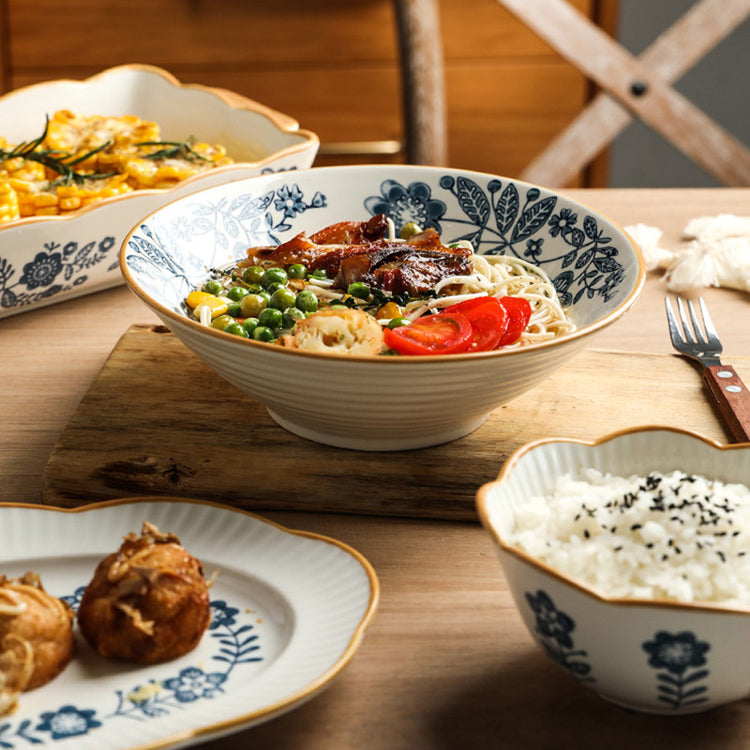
[{"left": 0, "top": 0, "right": 613, "bottom": 185}]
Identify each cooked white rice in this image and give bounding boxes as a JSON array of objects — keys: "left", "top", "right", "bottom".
[{"left": 509, "top": 468, "right": 750, "bottom": 604}]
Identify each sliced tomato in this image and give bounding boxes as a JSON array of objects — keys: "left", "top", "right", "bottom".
[
  {"left": 497, "top": 296, "right": 532, "bottom": 346},
  {"left": 383, "top": 312, "right": 473, "bottom": 355},
  {"left": 442, "top": 296, "right": 509, "bottom": 352}
]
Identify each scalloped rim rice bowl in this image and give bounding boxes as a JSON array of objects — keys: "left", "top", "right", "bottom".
[
  {"left": 121, "top": 164, "right": 644, "bottom": 452},
  {"left": 477, "top": 426, "right": 750, "bottom": 714},
  {"left": 0, "top": 64, "right": 318, "bottom": 318}
]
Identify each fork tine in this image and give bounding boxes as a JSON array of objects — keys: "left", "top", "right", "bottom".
[
  {"left": 686, "top": 298, "right": 708, "bottom": 345},
  {"left": 697, "top": 297, "right": 722, "bottom": 347},
  {"left": 676, "top": 297, "right": 697, "bottom": 344},
  {"left": 664, "top": 297, "right": 683, "bottom": 343}
]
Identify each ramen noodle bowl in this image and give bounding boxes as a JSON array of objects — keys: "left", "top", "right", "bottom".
[{"left": 121, "top": 164, "right": 644, "bottom": 450}]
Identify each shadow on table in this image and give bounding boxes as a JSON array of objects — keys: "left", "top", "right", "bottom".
[{"left": 428, "top": 650, "right": 748, "bottom": 750}]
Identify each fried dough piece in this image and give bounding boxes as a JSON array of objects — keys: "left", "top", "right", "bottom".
[
  {"left": 280, "top": 308, "right": 385, "bottom": 355},
  {"left": 0, "top": 572, "right": 75, "bottom": 715},
  {"left": 77, "top": 522, "right": 211, "bottom": 665},
  {"left": 0, "top": 634, "right": 33, "bottom": 716}
]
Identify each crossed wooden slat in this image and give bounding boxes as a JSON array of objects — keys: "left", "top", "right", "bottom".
[{"left": 498, "top": 0, "right": 750, "bottom": 186}]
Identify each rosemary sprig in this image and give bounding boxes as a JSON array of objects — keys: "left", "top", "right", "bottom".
[
  {"left": 135, "top": 137, "right": 210, "bottom": 163},
  {"left": 0, "top": 115, "right": 117, "bottom": 187}
]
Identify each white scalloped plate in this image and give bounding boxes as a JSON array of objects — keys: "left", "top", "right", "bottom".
[{"left": 0, "top": 498, "right": 379, "bottom": 749}]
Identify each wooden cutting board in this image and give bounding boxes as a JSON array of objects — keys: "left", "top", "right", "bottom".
[{"left": 42, "top": 324, "right": 749, "bottom": 520}]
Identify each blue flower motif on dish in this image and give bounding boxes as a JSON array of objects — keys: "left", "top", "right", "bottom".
[
  {"left": 209, "top": 599, "right": 240, "bottom": 630},
  {"left": 0, "top": 597, "right": 262, "bottom": 747},
  {"left": 642, "top": 630, "right": 710, "bottom": 710},
  {"left": 525, "top": 590, "right": 594, "bottom": 682},
  {"left": 36, "top": 705, "right": 101, "bottom": 740},
  {"left": 1, "top": 706, "right": 101, "bottom": 747},
  {"left": 364, "top": 179, "right": 447, "bottom": 235},
  {"left": 162, "top": 667, "right": 228, "bottom": 702},
  {"left": 364, "top": 176, "right": 626, "bottom": 306},
  {"left": 0, "top": 236, "right": 116, "bottom": 313},
  {"left": 20, "top": 249, "right": 63, "bottom": 289}
]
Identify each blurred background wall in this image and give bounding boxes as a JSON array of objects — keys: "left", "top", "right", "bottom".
[
  {"left": 0, "top": 0, "right": 747, "bottom": 188},
  {"left": 611, "top": 0, "right": 749, "bottom": 187}
]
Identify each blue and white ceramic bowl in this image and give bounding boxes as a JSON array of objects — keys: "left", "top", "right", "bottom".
[
  {"left": 0, "top": 65, "right": 318, "bottom": 319},
  {"left": 477, "top": 426, "right": 750, "bottom": 714},
  {"left": 121, "top": 165, "right": 644, "bottom": 451}
]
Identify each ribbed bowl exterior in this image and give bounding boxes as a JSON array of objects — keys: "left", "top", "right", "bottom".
[{"left": 166, "top": 313, "right": 590, "bottom": 450}]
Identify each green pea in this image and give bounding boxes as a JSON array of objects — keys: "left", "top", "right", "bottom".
[
  {"left": 227, "top": 302, "right": 243, "bottom": 318},
  {"left": 400, "top": 221, "right": 421, "bottom": 239},
  {"left": 227, "top": 286, "right": 249, "bottom": 302},
  {"left": 262, "top": 267, "right": 288, "bottom": 288},
  {"left": 211, "top": 314, "right": 234, "bottom": 330},
  {"left": 223, "top": 321, "right": 248, "bottom": 337},
  {"left": 270, "top": 287, "right": 296, "bottom": 311},
  {"left": 295, "top": 289, "right": 318, "bottom": 313},
  {"left": 242, "top": 266, "right": 265, "bottom": 285},
  {"left": 252, "top": 325, "right": 276, "bottom": 343},
  {"left": 258, "top": 307, "right": 284, "bottom": 329},
  {"left": 259, "top": 290, "right": 272, "bottom": 305},
  {"left": 288, "top": 263, "right": 307, "bottom": 279},
  {"left": 282, "top": 307, "right": 306, "bottom": 328},
  {"left": 240, "top": 293, "right": 267, "bottom": 318},
  {"left": 245, "top": 283, "right": 263, "bottom": 294},
  {"left": 265, "top": 281, "right": 286, "bottom": 295},
  {"left": 347, "top": 281, "right": 371, "bottom": 299},
  {"left": 308, "top": 268, "right": 328, "bottom": 279},
  {"left": 203, "top": 279, "right": 223, "bottom": 296},
  {"left": 242, "top": 317, "right": 259, "bottom": 335},
  {"left": 387, "top": 317, "right": 411, "bottom": 329}
]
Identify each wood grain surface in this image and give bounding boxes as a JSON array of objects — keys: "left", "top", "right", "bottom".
[{"left": 42, "top": 324, "right": 749, "bottom": 518}]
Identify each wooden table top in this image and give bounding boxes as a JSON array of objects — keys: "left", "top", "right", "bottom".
[{"left": 2, "top": 188, "right": 750, "bottom": 749}]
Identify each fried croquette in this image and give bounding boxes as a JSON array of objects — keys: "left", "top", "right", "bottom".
[
  {"left": 77, "top": 522, "right": 211, "bottom": 664},
  {"left": 0, "top": 572, "right": 75, "bottom": 715}
]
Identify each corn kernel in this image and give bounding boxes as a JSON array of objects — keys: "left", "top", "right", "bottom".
[
  {"left": 59, "top": 196, "right": 82, "bottom": 211},
  {"left": 186, "top": 291, "right": 228, "bottom": 318}
]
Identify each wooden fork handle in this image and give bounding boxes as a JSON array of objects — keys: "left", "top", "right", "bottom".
[{"left": 703, "top": 365, "right": 750, "bottom": 443}]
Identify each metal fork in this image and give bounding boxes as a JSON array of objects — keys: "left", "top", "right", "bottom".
[{"left": 665, "top": 296, "right": 750, "bottom": 443}]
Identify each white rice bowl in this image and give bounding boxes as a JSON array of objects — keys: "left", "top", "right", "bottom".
[{"left": 477, "top": 428, "right": 750, "bottom": 714}]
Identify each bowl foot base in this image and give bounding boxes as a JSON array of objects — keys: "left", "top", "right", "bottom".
[
  {"left": 266, "top": 410, "right": 490, "bottom": 451},
  {"left": 598, "top": 692, "right": 719, "bottom": 715}
]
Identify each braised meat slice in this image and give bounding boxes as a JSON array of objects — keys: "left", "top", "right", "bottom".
[
  {"left": 245, "top": 214, "right": 390, "bottom": 267},
  {"left": 243, "top": 216, "right": 473, "bottom": 296},
  {"left": 329, "top": 229, "right": 473, "bottom": 295},
  {"left": 309, "top": 214, "right": 390, "bottom": 244}
]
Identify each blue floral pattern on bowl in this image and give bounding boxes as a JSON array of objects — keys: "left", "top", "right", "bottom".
[
  {"left": 642, "top": 630, "right": 711, "bottom": 710},
  {"left": 0, "top": 595, "right": 261, "bottom": 747},
  {"left": 124, "top": 167, "right": 636, "bottom": 320},
  {"left": 525, "top": 590, "right": 594, "bottom": 682}
]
